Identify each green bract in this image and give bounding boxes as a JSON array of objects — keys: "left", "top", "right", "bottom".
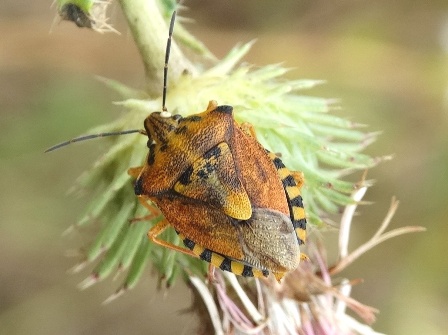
[{"left": 61, "top": 1, "right": 383, "bottom": 294}]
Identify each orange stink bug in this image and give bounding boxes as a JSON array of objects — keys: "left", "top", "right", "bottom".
[{"left": 47, "top": 11, "right": 306, "bottom": 281}]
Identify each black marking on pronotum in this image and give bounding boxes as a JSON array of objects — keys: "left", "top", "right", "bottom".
[
  {"left": 159, "top": 143, "right": 169, "bottom": 152},
  {"left": 151, "top": 117, "right": 172, "bottom": 141},
  {"left": 183, "top": 115, "right": 202, "bottom": 122},
  {"left": 174, "top": 125, "right": 187, "bottom": 135},
  {"left": 215, "top": 105, "right": 233, "bottom": 115},
  {"left": 166, "top": 124, "right": 176, "bottom": 132},
  {"left": 148, "top": 144, "right": 156, "bottom": 165}
]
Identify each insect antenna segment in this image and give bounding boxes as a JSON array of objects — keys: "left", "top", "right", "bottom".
[
  {"left": 160, "top": 11, "right": 176, "bottom": 118},
  {"left": 44, "top": 129, "right": 145, "bottom": 153}
]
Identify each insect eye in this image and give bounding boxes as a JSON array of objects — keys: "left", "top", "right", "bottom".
[
  {"left": 147, "top": 139, "right": 156, "bottom": 149},
  {"left": 172, "top": 114, "right": 182, "bottom": 121}
]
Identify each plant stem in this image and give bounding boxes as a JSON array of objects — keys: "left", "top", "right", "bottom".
[{"left": 117, "top": 0, "right": 195, "bottom": 95}]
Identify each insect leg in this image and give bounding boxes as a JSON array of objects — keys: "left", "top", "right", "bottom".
[
  {"left": 130, "top": 196, "right": 162, "bottom": 223},
  {"left": 147, "top": 219, "right": 197, "bottom": 257},
  {"left": 138, "top": 196, "right": 161, "bottom": 217}
]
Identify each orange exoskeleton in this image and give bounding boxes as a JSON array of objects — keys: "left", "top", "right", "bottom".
[
  {"left": 47, "top": 11, "right": 307, "bottom": 281},
  {"left": 129, "top": 98, "right": 307, "bottom": 281}
]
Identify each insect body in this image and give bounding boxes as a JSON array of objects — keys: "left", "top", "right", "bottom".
[
  {"left": 129, "top": 100, "right": 306, "bottom": 281},
  {"left": 47, "top": 11, "right": 307, "bottom": 281}
]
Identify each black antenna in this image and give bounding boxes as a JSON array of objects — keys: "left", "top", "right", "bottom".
[
  {"left": 162, "top": 11, "right": 176, "bottom": 112},
  {"left": 45, "top": 129, "right": 144, "bottom": 153}
]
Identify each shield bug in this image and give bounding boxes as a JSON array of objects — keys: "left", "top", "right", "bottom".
[{"left": 47, "top": 11, "right": 306, "bottom": 281}]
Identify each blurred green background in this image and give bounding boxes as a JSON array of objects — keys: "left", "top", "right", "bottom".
[{"left": 1, "top": 1, "right": 447, "bottom": 334}]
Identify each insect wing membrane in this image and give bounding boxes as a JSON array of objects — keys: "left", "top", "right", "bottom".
[{"left": 235, "top": 208, "right": 300, "bottom": 272}]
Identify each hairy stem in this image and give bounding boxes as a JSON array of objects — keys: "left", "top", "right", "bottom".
[{"left": 117, "top": 0, "right": 196, "bottom": 95}]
